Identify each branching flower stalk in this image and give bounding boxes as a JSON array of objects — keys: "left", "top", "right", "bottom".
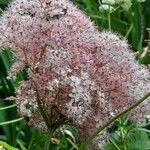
[{"left": 28, "top": 65, "right": 68, "bottom": 131}]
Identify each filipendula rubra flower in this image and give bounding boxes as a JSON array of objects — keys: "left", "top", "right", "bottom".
[{"left": 0, "top": 0, "right": 150, "bottom": 148}]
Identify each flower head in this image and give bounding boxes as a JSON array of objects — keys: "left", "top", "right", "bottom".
[{"left": 0, "top": 0, "right": 150, "bottom": 149}]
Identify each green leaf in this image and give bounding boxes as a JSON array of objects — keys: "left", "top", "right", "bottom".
[
  {"left": 16, "top": 139, "right": 27, "bottom": 150},
  {"left": 126, "top": 129, "right": 150, "bottom": 150},
  {"left": 0, "top": 0, "right": 12, "bottom": 5},
  {"left": 0, "top": 117, "right": 24, "bottom": 126},
  {"left": 0, "top": 140, "right": 19, "bottom": 150},
  {"left": 0, "top": 104, "right": 16, "bottom": 111}
]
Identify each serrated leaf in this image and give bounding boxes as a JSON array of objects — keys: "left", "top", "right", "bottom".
[{"left": 126, "top": 129, "right": 150, "bottom": 150}]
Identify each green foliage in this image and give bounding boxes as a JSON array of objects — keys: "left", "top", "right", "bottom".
[
  {"left": 0, "top": 49, "right": 15, "bottom": 97},
  {"left": 0, "top": 49, "right": 23, "bottom": 148},
  {"left": 0, "top": 0, "right": 12, "bottom": 6},
  {"left": 105, "top": 129, "right": 150, "bottom": 150},
  {"left": 0, "top": 140, "right": 19, "bottom": 150},
  {"left": 105, "top": 116, "right": 150, "bottom": 150}
]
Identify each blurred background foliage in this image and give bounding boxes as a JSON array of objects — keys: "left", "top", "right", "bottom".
[
  {"left": 74, "top": 0, "right": 150, "bottom": 64},
  {"left": 0, "top": 0, "right": 150, "bottom": 149}
]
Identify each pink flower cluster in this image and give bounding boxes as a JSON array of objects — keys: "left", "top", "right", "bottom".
[{"left": 0, "top": 0, "right": 150, "bottom": 148}]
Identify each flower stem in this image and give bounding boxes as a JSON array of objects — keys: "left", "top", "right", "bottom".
[
  {"left": 44, "top": 128, "right": 54, "bottom": 150},
  {"left": 108, "top": 8, "right": 111, "bottom": 30},
  {"left": 80, "top": 91, "right": 150, "bottom": 148},
  {"left": 36, "top": 91, "right": 52, "bottom": 130},
  {"left": 125, "top": 23, "right": 133, "bottom": 38}
]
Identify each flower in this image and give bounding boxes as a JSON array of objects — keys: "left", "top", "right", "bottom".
[
  {"left": 102, "top": 0, "right": 115, "bottom": 5},
  {"left": 99, "top": 4, "right": 114, "bottom": 12},
  {"left": 0, "top": 0, "right": 150, "bottom": 149},
  {"left": 115, "top": 0, "right": 132, "bottom": 10}
]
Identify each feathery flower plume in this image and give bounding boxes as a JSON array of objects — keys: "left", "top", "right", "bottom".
[{"left": 0, "top": 0, "right": 150, "bottom": 149}]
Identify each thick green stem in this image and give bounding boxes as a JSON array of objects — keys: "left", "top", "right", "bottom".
[
  {"left": 125, "top": 23, "right": 133, "bottom": 38},
  {"left": 44, "top": 128, "right": 54, "bottom": 150},
  {"left": 80, "top": 91, "right": 150, "bottom": 149},
  {"left": 108, "top": 9, "right": 111, "bottom": 30}
]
